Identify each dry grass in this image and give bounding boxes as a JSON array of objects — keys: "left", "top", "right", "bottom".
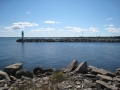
[
  {"left": 50, "top": 71, "right": 67, "bottom": 84},
  {"left": 11, "top": 71, "right": 67, "bottom": 90}
]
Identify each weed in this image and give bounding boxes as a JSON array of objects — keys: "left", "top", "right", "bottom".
[{"left": 50, "top": 71, "right": 67, "bottom": 84}]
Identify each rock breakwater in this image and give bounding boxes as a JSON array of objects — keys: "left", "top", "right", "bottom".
[
  {"left": 0, "top": 60, "right": 120, "bottom": 90},
  {"left": 16, "top": 36, "right": 120, "bottom": 42}
]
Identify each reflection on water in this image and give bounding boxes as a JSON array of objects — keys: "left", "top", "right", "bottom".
[{"left": 21, "top": 42, "right": 24, "bottom": 53}]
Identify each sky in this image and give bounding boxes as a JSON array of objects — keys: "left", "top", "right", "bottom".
[{"left": 0, "top": 0, "right": 120, "bottom": 37}]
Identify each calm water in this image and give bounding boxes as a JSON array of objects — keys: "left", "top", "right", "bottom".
[{"left": 0, "top": 37, "right": 120, "bottom": 72}]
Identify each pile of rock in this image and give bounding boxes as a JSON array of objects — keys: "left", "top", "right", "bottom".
[
  {"left": 60, "top": 60, "right": 119, "bottom": 90},
  {"left": 0, "top": 62, "right": 55, "bottom": 90},
  {"left": 0, "top": 60, "right": 120, "bottom": 90},
  {"left": 16, "top": 37, "right": 120, "bottom": 42}
]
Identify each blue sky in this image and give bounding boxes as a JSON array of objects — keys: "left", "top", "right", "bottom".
[{"left": 0, "top": 0, "right": 120, "bottom": 37}]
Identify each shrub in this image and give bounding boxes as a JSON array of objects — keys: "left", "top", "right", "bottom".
[{"left": 50, "top": 71, "right": 67, "bottom": 84}]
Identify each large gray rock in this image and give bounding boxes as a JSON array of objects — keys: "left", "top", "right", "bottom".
[
  {"left": 113, "top": 77, "right": 120, "bottom": 82},
  {"left": 73, "top": 61, "right": 88, "bottom": 73},
  {"left": 0, "top": 80, "right": 5, "bottom": 87},
  {"left": 0, "top": 87, "right": 9, "bottom": 90},
  {"left": 109, "top": 85, "right": 119, "bottom": 90},
  {"left": 116, "top": 68, "right": 120, "bottom": 76},
  {"left": 4, "top": 62, "right": 23, "bottom": 76},
  {"left": 0, "top": 70, "right": 10, "bottom": 81},
  {"left": 63, "top": 60, "right": 78, "bottom": 72},
  {"left": 10, "top": 75, "right": 16, "bottom": 81},
  {"left": 96, "top": 80, "right": 110, "bottom": 89},
  {"left": 96, "top": 74, "right": 113, "bottom": 81},
  {"left": 33, "top": 67, "right": 54, "bottom": 76},
  {"left": 15, "top": 70, "right": 33, "bottom": 79},
  {"left": 44, "top": 68, "right": 54, "bottom": 72},
  {"left": 85, "top": 74, "right": 96, "bottom": 78},
  {"left": 83, "top": 79, "right": 96, "bottom": 88},
  {"left": 33, "top": 67, "right": 44, "bottom": 75},
  {"left": 88, "top": 66, "right": 115, "bottom": 77},
  {"left": 96, "top": 80, "right": 118, "bottom": 90}
]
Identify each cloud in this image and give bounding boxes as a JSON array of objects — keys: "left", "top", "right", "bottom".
[
  {"left": 11, "top": 25, "right": 24, "bottom": 29},
  {"left": 13, "top": 22, "right": 38, "bottom": 27},
  {"left": 31, "top": 28, "right": 55, "bottom": 32},
  {"left": 66, "top": 26, "right": 76, "bottom": 29},
  {"left": 74, "top": 28, "right": 82, "bottom": 32},
  {"left": 66, "top": 26, "right": 99, "bottom": 32},
  {"left": 46, "top": 28, "right": 55, "bottom": 31},
  {"left": 109, "top": 24, "right": 114, "bottom": 27},
  {"left": 27, "top": 12, "right": 30, "bottom": 14},
  {"left": 58, "top": 29, "right": 65, "bottom": 32},
  {"left": 31, "top": 28, "right": 44, "bottom": 32},
  {"left": 105, "top": 27, "right": 120, "bottom": 32},
  {"left": 44, "top": 20, "right": 62, "bottom": 24},
  {"left": 56, "top": 22, "right": 62, "bottom": 24},
  {"left": 106, "top": 18, "right": 114, "bottom": 20},
  {"left": 5, "top": 22, "right": 38, "bottom": 30},
  {"left": 45, "top": 20, "right": 55, "bottom": 24},
  {"left": 88, "top": 27, "right": 99, "bottom": 32},
  {"left": 104, "top": 24, "right": 114, "bottom": 27},
  {"left": 66, "top": 26, "right": 82, "bottom": 32}
]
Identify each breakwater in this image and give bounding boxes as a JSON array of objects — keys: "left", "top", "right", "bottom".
[{"left": 16, "top": 36, "right": 120, "bottom": 42}]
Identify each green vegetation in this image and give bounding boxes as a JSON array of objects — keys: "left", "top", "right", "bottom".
[
  {"left": 50, "top": 71, "right": 67, "bottom": 84},
  {"left": 11, "top": 71, "right": 67, "bottom": 90}
]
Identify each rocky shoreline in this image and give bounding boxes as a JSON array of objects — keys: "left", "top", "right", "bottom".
[
  {"left": 16, "top": 36, "right": 120, "bottom": 42},
  {"left": 0, "top": 60, "right": 120, "bottom": 90}
]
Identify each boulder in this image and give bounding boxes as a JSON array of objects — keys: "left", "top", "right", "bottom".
[
  {"left": 96, "top": 74, "right": 113, "bottom": 81},
  {"left": 85, "top": 74, "right": 96, "bottom": 78},
  {"left": 10, "top": 75, "right": 16, "bottom": 81},
  {"left": 73, "top": 61, "right": 88, "bottom": 73},
  {"left": 115, "top": 83, "right": 120, "bottom": 87},
  {"left": 63, "top": 60, "right": 78, "bottom": 72},
  {"left": 0, "top": 70, "right": 10, "bottom": 81},
  {"left": 0, "top": 80, "right": 5, "bottom": 87},
  {"left": 15, "top": 70, "right": 33, "bottom": 79},
  {"left": 33, "top": 67, "right": 44, "bottom": 75},
  {"left": 44, "top": 72, "right": 53, "bottom": 76},
  {"left": 116, "top": 68, "right": 120, "bottom": 76},
  {"left": 21, "top": 76, "right": 30, "bottom": 80},
  {"left": 96, "top": 80, "right": 111, "bottom": 89},
  {"left": 0, "top": 87, "right": 9, "bottom": 90},
  {"left": 33, "top": 67, "right": 54, "bottom": 75},
  {"left": 113, "top": 77, "right": 120, "bottom": 82},
  {"left": 44, "top": 68, "right": 54, "bottom": 72},
  {"left": 105, "top": 72, "right": 115, "bottom": 77},
  {"left": 89, "top": 66, "right": 115, "bottom": 77},
  {"left": 88, "top": 66, "right": 98, "bottom": 72},
  {"left": 83, "top": 79, "right": 96, "bottom": 88},
  {"left": 109, "top": 85, "right": 119, "bottom": 90},
  {"left": 4, "top": 62, "right": 23, "bottom": 76},
  {"left": 91, "top": 68, "right": 103, "bottom": 75},
  {"left": 43, "top": 77, "right": 49, "bottom": 81},
  {"left": 96, "top": 80, "right": 118, "bottom": 90}
]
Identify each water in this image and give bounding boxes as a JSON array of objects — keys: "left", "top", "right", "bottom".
[{"left": 0, "top": 37, "right": 120, "bottom": 72}]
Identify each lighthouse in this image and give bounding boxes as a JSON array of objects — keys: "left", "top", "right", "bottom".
[{"left": 22, "top": 31, "right": 24, "bottom": 40}]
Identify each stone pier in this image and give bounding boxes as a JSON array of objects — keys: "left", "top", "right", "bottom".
[{"left": 16, "top": 36, "right": 120, "bottom": 42}]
